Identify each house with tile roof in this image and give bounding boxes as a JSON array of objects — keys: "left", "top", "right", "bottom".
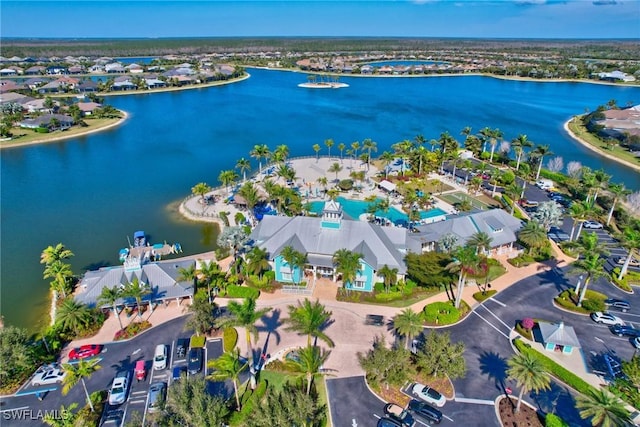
[{"left": 250, "top": 201, "right": 409, "bottom": 292}]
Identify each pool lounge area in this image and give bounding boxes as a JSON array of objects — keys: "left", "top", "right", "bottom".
[{"left": 308, "top": 197, "right": 446, "bottom": 225}]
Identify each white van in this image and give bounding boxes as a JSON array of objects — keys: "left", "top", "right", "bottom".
[
  {"left": 536, "top": 179, "right": 554, "bottom": 190},
  {"left": 153, "top": 344, "right": 167, "bottom": 370}
]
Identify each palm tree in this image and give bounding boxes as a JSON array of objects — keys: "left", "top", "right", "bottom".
[
  {"left": 338, "top": 142, "right": 346, "bottom": 162},
  {"left": 328, "top": 162, "right": 342, "bottom": 182},
  {"left": 446, "top": 245, "right": 479, "bottom": 309},
  {"left": 317, "top": 176, "right": 328, "bottom": 195},
  {"left": 325, "top": 138, "right": 334, "bottom": 159},
  {"left": 62, "top": 358, "right": 101, "bottom": 412},
  {"left": 467, "top": 231, "right": 493, "bottom": 256},
  {"left": 312, "top": 143, "right": 321, "bottom": 162},
  {"left": 481, "top": 127, "right": 503, "bottom": 163},
  {"left": 505, "top": 183, "right": 523, "bottom": 215},
  {"left": 351, "top": 141, "right": 360, "bottom": 165},
  {"left": 511, "top": 134, "right": 533, "bottom": 171},
  {"left": 362, "top": 138, "right": 377, "bottom": 169},
  {"left": 43, "top": 260, "right": 74, "bottom": 298},
  {"left": 393, "top": 308, "right": 423, "bottom": 350},
  {"left": 280, "top": 245, "right": 307, "bottom": 285},
  {"left": 378, "top": 264, "right": 398, "bottom": 294},
  {"left": 56, "top": 299, "right": 92, "bottom": 335},
  {"left": 273, "top": 144, "right": 289, "bottom": 164},
  {"left": 191, "top": 182, "right": 211, "bottom": 210},
  {"left": 218, "top": 169, "right": 238, "bottom": 196},
  {"left": 285, "top": 298, "right": 334, "bottom": 347},
  {"left": 250, "top": 144, "right": 270, "bottom": 174},
  {"left": 235, "top": 157, "right": 251, "bottom": 183},
  {"left": 572, "top": 253, "right": 607, "bottom": 307},
  {"left": 40, "top": 243, "right": 74, "bottom": 265},
  {"left": 518, "top": 221, "right": 548, "bottom": 255},
  {"left": 332, "top": 249, "right": 362, "bottom": 292},
  {"left": 284, "top": 344, "right": 332, "bottom": 395},
  {"left": 43, "top": 402, "right": 78, "bottom": 426},
  {"left": 215, "top": 298, "right": 271, "bottom": 368},
  {"left": 123, "top": 278, "right": 151, "bottom": 318},
  {"left": 606, "top": 183, "right": 630, "bottom": 225},
  {"left": 592, "top": 169, "right": 611, "bottom": 202},
  {"left": 617, "top": 229, "right": 640, "bottom": 280},
  {"left": 98, "top": 285, "right": 124, "bottom": 331},
  {"left": 575, "top": 388, "right": 631, "bottom": 427},
  {"left": 507, "top": 352, "right": 550, "bottom": 413},
  {"left": 197, "top": 260, "right": 222, "bottom": 303},
  {"left": 207, "top": 349, "right": 248, "bottom": 410},
  {"left": 533, "top": 144, "right": 553, "bottom": 180},
  {"left": 569, "top": 199, "right": 600, "bottom": 242},
  {"left": 379, "top": 151, "right": 395, "bottom": 179},
  {"left": 392, "top": 139, "right": 412, "bottom": 176},
  {"left": 246, "top": 246, "right": 270, "bottom": 279}
]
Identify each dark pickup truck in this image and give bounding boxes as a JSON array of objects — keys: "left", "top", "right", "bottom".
[{"left": 365, "top": 314, "right": 385, "bottom": 326}]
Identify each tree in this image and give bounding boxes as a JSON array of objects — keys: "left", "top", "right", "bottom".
[
  {"left": 378, "top": 264, "right": 398, "bottom": 294},
  {"left": 250, "top": 144, "right": 270, "bottom": 174},
  {"left": 480, "top": 127, "right": 503, "bottom": 163},
  {"left": 533, "top": 144, "right": 553, "bottom": 180},
  {"left": 98, "top": 285, "right": 124, "bottom": 331},
  {"left": 592, "top": 169, "right": 611, "bottom": 202},
  {"left": 571, "top": 253, "right": 607, "bottom": 307},
  {"left": 235, "top": 157, "right": 251, "bottom": 182},
  {"left": 285, "top": 298, "right": 334, "bottom": 347},
  {"left": 62, "top": 358, "right": 102, "bottom": 412},
  {"left": 511, "top": 134, "right": 533, "bottom": 171},
  {"left": 165, "top": 375, "right": 229, "bottom": 426},
  {"left": 43, "top": 260, "right": 74, "bottom": 298},
  {"left": 185, "top": 299, "right": 217, "bottom": 336},
  {"left": 467, "top": 231, "right": 493, "bottom": 255},
  {"left": 280, "top": 245, "right": 307, "bottom": 285},
  {"left": 218, "top": 169, "right": 238, "bottom": 195},
  {"left": 328, "top": 162, "right": 342, "bottom": 182},
  {"left": 0, "top": 326, "right": 35, "bottom": 388},
  {"left": 332, "top": 249, "right": 362, "bottom": 291},
  {"left": 207, "top": 348, "right": 247, "bottom": 410},
  {"left": 530, "top": 201, "right": 564, "bottom": 232},
  {"left": 606, "top": 183, "right": 630, "bottom": 226},
  {"left": 40, "top": 243, "right": 74, "bottom": 266},
  {"left": 285, "top": 344, "right": 332, "bottom": 395},
  {"left": 362, "top": 138, "right": 377, "bottom": 169},
  {"left": 237, "top": 181, "right": 260, "bottom": 211},
  {"left": 518, "top": 220, "right": 548, "bottom": 255},
  {"left": 325, "top": 138, "right": 334, "bottom": 159},
  {"left": 217, "top": 226, "right": 249, "bottom": 257},
  {"left": 357, "top": 335, "right": 414, "bottom": 390},
  {"left": 123, "top": 278, "right": 151, "bottom": 318},
  {"left": 415, "top": 331, "right": 466, "bottom": 379},
  {"left": 312, "top": 143, "right": 321, "bottom": 162},
  {"left": 197, "top": 259, "right": 223, "bottom": 303},
  {"left": 505, "top": 183, "right": 523, "bottom": 215},
  {"left": 338, "top": 142, "right": 346, "bottom": 162},
  {"left": 246, "top": 383, "right": 325, "bottom": 427},
  {"left": 43, "top": 402, "right": 78, "bottom": 427},
  {"left": 446, "top": 245, "right": 479, "bottom": 309},
  {"left": 273, "top": 144, "right": 289, "bottom": 164},
  {"left": 215, "top": 298, "right": 270, "bottom": 368},
  {"left": 617, "top": 229, "right": 640, "bottom": 280},
  {"left": 245, "top": 246, "right": 270, "bottom": 279},
  {"left": 191, "top": 182, "right": 211, "bottom": 207},
  {"left": 56, "top": 299, "right": 92, "bottom": 335},
  {"left": 379, "top": 151, "right": 395, "bottom": 179},
  {"left": 392, "top": 308, "right": 423, "bottom": 350},
  {"left": 507, "top": 352, "right": 550, "bottom": 413},
  {"left": 575, "top": 388, "right": 631, "bottom": 427}
]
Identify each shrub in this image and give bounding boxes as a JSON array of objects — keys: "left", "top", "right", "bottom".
[
  {"left": 545, "top": 413, "right": 569, "bottom": 427},
  {"left": 374, "top": 291, "right": 403, "bottom": 302},
  {"left": 113, "top": 320, "right": 152, "bottom": 341},
  {"left": 422, "top": 301, "right": 461, "bottom": 325},
  {"left": 224, "top": 285, "right": 260, "bottom": 299},
  {"left": 515, "top": 321, "right": 533, "bottom": 341},
  {"left": 190, "top": 335, "right": 206, "bottom": 348},
  {"left": 554, "top": 289, "right": 607, "bottom": 314},
  {"left": 264, "top": 271, "right": 276, "bottom": 281},
  {"left": 611, "top": 268, "right": 638, "bottom": 292},
  {"left": 522, "top": 317, "right": 535, "bottom": 330},
  {"left": 223, "top": 328, "right": 238, "bottom": 352},
  {"left": 508, "top": 254, "right": 535, "bottom": 267},
  {"left": 472, "top": 290, "right": 497, "bottom": 302},
  {"left": 338, "top": 179, "right": 354, "bottom": 191},
  {"left": 374, "top": 282, "right": 385, "bottom": 293},
  {"left": 581, "top": 298, "right": 605, "bottom": 312}
]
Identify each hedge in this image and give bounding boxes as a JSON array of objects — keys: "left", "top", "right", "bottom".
[
  {"left": 513, "top": 338, "right": 596, "bottom": 396},
  {"left": 554, "top": 289, "right": 607, "bottom": 314},
  {"left": 422, "top": 301, "right": 461, "bottom": 325},
  {"left": 545, "top": 413, "right": 569, "bottom": 427},
  {"left": 223, "top": 327, "right": 238, "bottom": 353},
  {"left": 225, "top": 285, "right": 260, "bottom": 299},
  {"left": 473, "top": 290, "right": 497, "bottom": 303},
  {"left": 190, "top": 335, "right": 206, "bottom": 348}
]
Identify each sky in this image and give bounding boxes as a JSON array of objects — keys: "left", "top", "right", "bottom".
[{"left": 1, "top": 0, "right": 639, "bottom": 39}]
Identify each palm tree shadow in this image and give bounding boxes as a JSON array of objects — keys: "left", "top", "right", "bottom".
[
  {"left": 533, "top": 382, "right": 589, "bottom": 427},
  {"left": 257, "top": 308, "right": 282, "bottom": 345},
  {"left": 479, "top": 351, "right": 509, "bottom": 393}
]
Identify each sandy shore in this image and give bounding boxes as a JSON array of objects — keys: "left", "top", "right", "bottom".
[
  {"left": 563, "top": 117, "right": 640, "bottom": 173},
  {"left": 0, "top": 110, "right": 129, "bottom": 150}
]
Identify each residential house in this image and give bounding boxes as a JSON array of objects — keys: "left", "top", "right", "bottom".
[
  {"left": 251, "top": 201, "right": 409, "bottom": 292},
  {"left": 37, "top": 80, "right": 66, "bottom": 94},
  {"left": 596, "top": 70, "right": 636, "bottom": 83},
  {"left": 25, "top": 66, "right": 46, "bottom": 75},
  {"left": 68, "top": 65, "right": 85, "bottom": 74},
  {"left": 23, "top": 98, "right": 51, "bottom": 114},
  {"left": 76, "top": 80, "right": 99, "bottom": 93},
  {"left": 144, "top": 77, "right": 166, "bottom": 89},
  {"left": 105, "top": 63, "right": 126, "bottom": 73},
  {"left": 45, "top": 65, "right": 68, "bottom": 75},
  {"left": 19, "top": 113, "right": 74, "bottom": 130},
  {"left": 0, "top": 68, "right": 18, "bottom": 76},
  {"left": 24, "top": 77, "right": 49, "bottom": 90},
  {"left": 77, "top": 101, "right": 102, "bottom": 116},
  {"left": 126, "top": 63, "right": 145, "bottom": 74}
]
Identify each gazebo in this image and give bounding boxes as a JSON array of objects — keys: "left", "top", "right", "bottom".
[
  {"left": 538, "top": 321, "right": 581, "bottom": 355},
  {"left": 378, "top": 179, "right": 397, "bottom": 194}
]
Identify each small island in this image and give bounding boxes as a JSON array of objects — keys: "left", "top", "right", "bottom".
[{"left": 298, "top": 75, "right": 349, "bottom": 89}]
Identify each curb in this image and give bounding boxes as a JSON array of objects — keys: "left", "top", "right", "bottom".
[
  {"left": 551, "top": 298, "right": 591, "bottom": 317},
  {"left": 494, "top": 394, "right": 539, "bottom": 427}
]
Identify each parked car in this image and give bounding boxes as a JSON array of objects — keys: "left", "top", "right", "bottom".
[
  {"left": 176, "top": 338, "right": 189, "bottom": 358},
  {"left": 583, "top": 220, "right": 603, "bottom": 229},
  {"left": 378, "top": 419, "right": 403, "bottom": 427},
  {"left": 188, "top": 348, "right": 203, "bottom": 375},
  {"left": 412, "top": 383, "right": 446, "bottom": 407},
  {"left": 408, "top": 399, "right": 443, "bottom": 425},
  {"left": 615, "top": 257, "right": 640, "bottom": 268},
  {"left": 365, "top": 314, "right": 385, "bottom": 326},
  {"left": 383, "top": 403, "right": 415, "bottom": 427},
  {"left": 590, "top": 311, "right": 625, "bottom": 326},
  {"left": 108, "top": 371, "right": 131, "bottom": 405},
  {"left": 611, "top": 325, "right": 640, "bottom": 338},
  {"left": 172, "top": 366, "right": 187, "bottom": 382},
  {"left": 154, "top": 344, "right": 168, "bottom": 370},
  {"left": 31, "top": 364, "right": 66, "bottom": 386},
  {"left": 519, "top": 199, "right": 539, "bottom": 208},
  {"left": 147, "top": 382, "right": 167, "bottom": 413},
  {"left": 604, "top": 299, "right": 631, "bottom": 313},
  {"left": 68, "top": 344, "right": 103, "bottom": 360}
]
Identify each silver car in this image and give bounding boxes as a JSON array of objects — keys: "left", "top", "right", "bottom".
[{"left": 147, "top": 382, "right": 167, "bottom": 413}]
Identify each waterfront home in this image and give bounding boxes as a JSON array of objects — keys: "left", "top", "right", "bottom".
[
  {"left": 25, "top": 66, "right": 46, "bottom": 75},
  {"left": 411, "top": 209, "right": 523, "bottom": 256},
  {"left": 77, "top": 102, "right": 102, "bottom": 116},
  {"left": 250, "top": 201, "right": 409, "bottom": 291},
  {"left": 19, "top": 113, "right": 73, "bottom": 130},
  {"left": 75, "top": 258, "right": 195, "bottom": 309},
  {"left": 76, "top": 80, "right": 99, "bottom": 93}
]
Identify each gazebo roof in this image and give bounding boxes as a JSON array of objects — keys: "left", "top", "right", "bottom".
[{"left": 539, "top": 321, "right": 581, "bottom": 348}]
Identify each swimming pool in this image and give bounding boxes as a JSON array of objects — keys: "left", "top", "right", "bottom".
[{"left": 309, "top": 197, "right": 446, "bottom": 224}]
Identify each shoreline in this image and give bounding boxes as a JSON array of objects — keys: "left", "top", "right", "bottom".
[
  {"left": 0, "top": 110, "right": 130, "bottom": 150},
  {"left": 563, "top": 117, "right": 640, "bottom": 173}
]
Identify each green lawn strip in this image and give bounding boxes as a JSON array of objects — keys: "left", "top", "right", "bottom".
[
  {"left": 1, "top": 117, "right": 121, "bottom": 146},
  {"left": 568, "top": 118, "right": 640, "bottom": 166},
  {"left": 223, "top": 327, "right": 238, "bottom": 352},
  {"left": 513, "top": 339, "right": 597, "bottom": 396},
  {"left": 554, "top": 289, "right": 607, "bottom": 314},
  {"left": 473, "top": 290, "right": 497, "bottom": 303}
]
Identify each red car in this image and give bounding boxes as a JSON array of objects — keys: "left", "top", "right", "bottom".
[{"left": 68, "top": 344, "right": 103, "bottom": 360}]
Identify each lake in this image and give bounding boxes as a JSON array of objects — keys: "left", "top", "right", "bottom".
[{"left": 1, "top": 68, "right": 639, "bottom": 330}]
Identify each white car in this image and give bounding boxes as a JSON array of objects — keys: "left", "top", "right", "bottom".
[
  {"left": 31, "top": 364, "right": 66, "bottom": 386},
  {"left": 590, "top": 311, "right": 624, "bottom": 326},
  {"left": 583, "top": 221, "right": 603, "bottom": 229},
  {"left": 108, "top": 371, "right": 131, "bottom": 405},
  {"left": 412, "top": 383, "right": 446, "bottom": 407},
  {"left": 154, "top": 344, "right": 168, "bottom": 371}
]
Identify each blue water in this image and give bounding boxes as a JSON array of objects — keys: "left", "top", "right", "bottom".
[
  {"left": 363, "top": 60, "right": 447, "bottom": 66},
  {"left": 115, "top": 57, "right": 156, "bottom": 64},
  {"left": 309, "top": 197, "right": 446, "bottom": 223},
  {"left": 2, "top": 68, "right": 639, "bottom": 329}
]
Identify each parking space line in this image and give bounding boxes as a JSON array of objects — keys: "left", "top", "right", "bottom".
[
  {"left": 478, "top": 304, "right": 511, "bottom": 330},
  {"left": 487, "top": 297, "right": 506, "bottom": 307},
  {"left": 443, "top": 414, "right": 454, "bottom": 422},
  {"left": 471, "top": 311, "right": 509, "bottom": 339}
]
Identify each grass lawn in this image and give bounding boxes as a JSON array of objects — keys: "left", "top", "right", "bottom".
[
  {"left": 0, "top": 117, "right": 122, "bottom": 147},
  {"left": 437, "top": 192, "right": 489, "bottom": 210},
  {"left": 366, "top": 288, "right": 442, "bottom": 308},
  {"left": 258, "top": 370, "right": 289, "bottom": 391}
]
